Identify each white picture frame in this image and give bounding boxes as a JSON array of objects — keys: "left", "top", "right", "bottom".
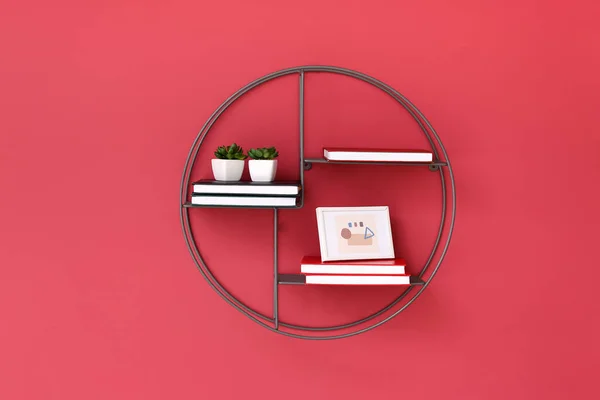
[{"left": 316, "top": 206, "right": 395, "bottom": 262}]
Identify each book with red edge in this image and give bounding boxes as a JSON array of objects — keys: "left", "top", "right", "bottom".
[
  {"left": 300, "top": 256, "right": 406, "bottom": 275},
  {"left": 304, "top": 274, "right": 411, "bottom": 285},
  {"left": 323, "top": 147, "right": 433, "bottom": 162}
]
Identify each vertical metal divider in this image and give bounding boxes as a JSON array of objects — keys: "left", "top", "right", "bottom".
[
  {"left": 273, "top": 207, "right": 279, "bottom": 329},
  {"left": 299, "top": 70, "right": 305, "bottom": 207},
  {"left": 273, "top": 71, "right": 304, "bottom": 331}
]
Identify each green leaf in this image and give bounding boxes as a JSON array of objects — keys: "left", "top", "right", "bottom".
[
  {"left": 214, "top": 145, "right": 228, "bottom": 159},
  {"left": 215, "top": 143, "right": 247, "bottom": 159}
]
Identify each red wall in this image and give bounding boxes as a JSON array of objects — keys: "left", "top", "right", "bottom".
[{"left": 1, "top": 1, "right": 600, "bottom": 399}]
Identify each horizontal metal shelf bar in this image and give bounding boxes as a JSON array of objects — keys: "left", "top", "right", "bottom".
[
  {"left": 305, "top": 158, "right": 447, "bottom": 167},
  {"left": 278, "top": 274, "right": 307, "bottom": 285},
  {"left": 183, "top": 203, "right": 300, "bottom": 210},
  {"left": 278, "top": 274, "right": 426, "bottom": 286}
]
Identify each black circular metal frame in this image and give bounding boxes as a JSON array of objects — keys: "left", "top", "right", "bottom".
[{"left": 180, "top": 66, "right": 456, "bottom": 340}]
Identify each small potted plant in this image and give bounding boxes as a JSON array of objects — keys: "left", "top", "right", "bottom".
[
  {"left": 247, "top": 147, "right": 279, "bottom": 182},
  {"left": 212, "top": 143, "right": 247, "bottom": 181}
]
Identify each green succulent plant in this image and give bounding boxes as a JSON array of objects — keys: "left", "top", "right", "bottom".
[
  {"left": 247, "top": 147, "right": 279, "bottom": 160},
  {"left": 214, "top": 143, "right": 247, "bottom": 160}
]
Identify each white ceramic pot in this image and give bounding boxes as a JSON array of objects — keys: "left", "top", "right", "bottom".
[
  {"left": 249, "top": 160, "right": 277, "bottom": 182},
  {"left": 211, "top": 159, "right": 244, "bottom": 181}
]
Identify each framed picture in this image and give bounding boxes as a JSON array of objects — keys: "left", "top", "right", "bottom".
[{"left": 316, "top": 206, "right": 395, "bottom": 262}]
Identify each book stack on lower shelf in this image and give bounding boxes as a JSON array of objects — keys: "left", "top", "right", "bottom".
[
  {"left": 190, "top": 180, "right": 302, "bottom": 207},
  {"left": 299, "top": 256, "right": 411, "bottom": 285}
]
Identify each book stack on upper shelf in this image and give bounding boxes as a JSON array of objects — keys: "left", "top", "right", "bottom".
[
  {"left": 323, "top": 147, "right": 433, "bottom": 162},
  {"left": 191, "top": 180, "right": 301, "bottom": 207}
]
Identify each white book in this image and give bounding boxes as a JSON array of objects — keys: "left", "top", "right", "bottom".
[
  {"left": 323, "top": 148, "right": 433, "bottom": 162},
  {"left": 192, "top": 180, "right": 301, "bottom": 196},
  {"left": 305, "top": 275, "right": 411, "bottom": 285},
  {"left": 191, "top": 195, "right": 298, "bottom": 207}
]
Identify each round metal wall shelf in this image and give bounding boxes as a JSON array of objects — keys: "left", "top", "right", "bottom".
[{"left": 180, "top": 66, "right": 456, "bottom": 340}]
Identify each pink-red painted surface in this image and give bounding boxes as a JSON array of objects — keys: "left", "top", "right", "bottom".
[{"left": 1, "top": 1, "right": 599, "bottom": 399}]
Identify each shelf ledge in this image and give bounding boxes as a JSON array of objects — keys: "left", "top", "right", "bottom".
[
  {"left": 303, "top": 158, "right": 446, "bottom": 171},
  {"left": 278, "top": 274, "right": 426, "bottom": 286}
]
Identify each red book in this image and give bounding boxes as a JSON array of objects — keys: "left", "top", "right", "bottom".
[
  {"left": 323, "top": 147, "right": 433, "bottom": 162},
  {"left": 300, "top": 256, "right": 406, "bottom": 275}
]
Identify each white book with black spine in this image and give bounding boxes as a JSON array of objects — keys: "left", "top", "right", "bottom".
[
  {"left": 192, "top": 180, "right": 301, "bottom": 196},
  {"left": 191, "top": 195, "right": 299, "bottom": 207}
]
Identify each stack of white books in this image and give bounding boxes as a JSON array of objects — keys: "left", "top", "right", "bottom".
[{"left": 191, "top": 180, "right": 301, "bottom": 207}]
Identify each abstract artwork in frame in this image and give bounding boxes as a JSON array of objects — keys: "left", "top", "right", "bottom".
[{"left": 316, "top": 206, "right": 395, "bottom": 262}]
